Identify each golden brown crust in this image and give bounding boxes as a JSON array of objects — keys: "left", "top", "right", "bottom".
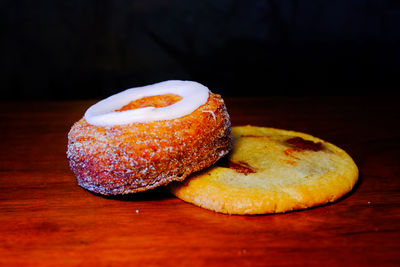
[
  {"left": 67, "top": 93, "right": 232, "bottom": 195},
  {"left": 169, "top": 126, "right": 359, "bottom": 215}
]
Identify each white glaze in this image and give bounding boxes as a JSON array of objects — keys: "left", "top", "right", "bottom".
[{"left": 84, "top": 80, "right": 210, "bottom": 126}]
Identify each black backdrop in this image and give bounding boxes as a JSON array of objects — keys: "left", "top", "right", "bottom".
[{"left": 2, "top": 0, "right": 400, "bottom": 99}]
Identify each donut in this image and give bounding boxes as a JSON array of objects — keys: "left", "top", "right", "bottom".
[{"left": 67, "top": 80, "right": 232, "bottom": 195}]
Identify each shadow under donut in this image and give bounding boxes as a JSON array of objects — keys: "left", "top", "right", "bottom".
[{"left": 89, "top": 186, "right": 175, "bottom": 202}]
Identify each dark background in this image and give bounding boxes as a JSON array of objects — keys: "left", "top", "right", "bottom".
[{"left": 2, "top": 0, "right": 400, "bottom": 99}]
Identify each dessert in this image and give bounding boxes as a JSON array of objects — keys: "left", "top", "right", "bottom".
[
  {"left": 170, "top": 126, "right": 359, "bottom": 215},
  {"left": 67, "top": 80, "right": 232, "bottom": 195}
]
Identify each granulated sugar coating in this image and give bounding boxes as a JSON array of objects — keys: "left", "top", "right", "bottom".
[{"left": 67, "top": 92, "right": 232, "bottom": 195}]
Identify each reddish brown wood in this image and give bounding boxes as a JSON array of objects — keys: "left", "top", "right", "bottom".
[{"left": 1, "top": 97, "right": 399, "bottom": 266}]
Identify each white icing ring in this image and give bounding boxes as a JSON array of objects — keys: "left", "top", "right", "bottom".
[{"left": 84, "top": 80, "right": 210, "bottom": 126}]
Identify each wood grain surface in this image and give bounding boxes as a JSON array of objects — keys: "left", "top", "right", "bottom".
[{"left": 1, "top": 97, "right": 399, "bottom": 266}]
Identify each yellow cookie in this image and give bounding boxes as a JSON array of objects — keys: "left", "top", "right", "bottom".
[{"left": 169, "top": 126, "right": 358, "bottom": 215}]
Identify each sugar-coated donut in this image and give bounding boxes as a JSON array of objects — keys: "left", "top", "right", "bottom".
[{"left": 67, "top": 80, "right": 232, "bottom": 195}]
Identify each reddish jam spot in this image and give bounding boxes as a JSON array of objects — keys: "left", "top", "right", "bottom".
[
  {"left": 228, "top": 161, "right": 256, "bottom": 175},
  {"left": 285, "top": 136, "right": 324, "bottom": 151},
  {"left": 283, "top": 148, "right": 301, "bottom": 160}
]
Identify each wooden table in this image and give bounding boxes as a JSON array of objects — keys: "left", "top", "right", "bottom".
[{"left": 1, "top": 97, "right": 399, "bottom": 266}]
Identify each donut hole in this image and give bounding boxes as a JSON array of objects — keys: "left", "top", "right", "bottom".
[{"left": 117, "top": 94, "right": 182, "bottom": 111}]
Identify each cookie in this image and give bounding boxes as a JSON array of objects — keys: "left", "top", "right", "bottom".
[{"left": 169, "top": 126, "right": 358, "bottom": 215}]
